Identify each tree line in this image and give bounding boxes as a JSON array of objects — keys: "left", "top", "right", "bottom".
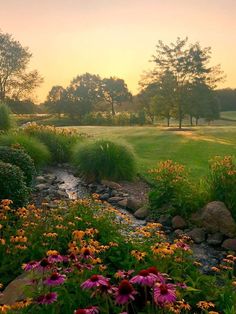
[{"left": 1, "top": 31, "right": 236, "bottom": 127}]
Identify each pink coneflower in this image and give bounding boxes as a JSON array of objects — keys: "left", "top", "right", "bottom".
[
  {"left": 115, "top": 270, "right": 134, "bottom": 279},
  {"left": 81, "top": 275, "right": 109, "bottom": 289},
  {"left": 36, "top": 258, "right": 51, "bottom": 271},
  {"left": 146, "top": 266, "right": 166, "bottom": 283},
  {"left": 130, "top": 269, "right": 158, "bottom": 287},
  {"left": 22, "top": 261, "right": 38, "bottom": 271},
  {"left": 68, "top": 253, "right": 78, "bottom": 262},
  {"left": 74, "top": 306, "right": 99, "bottom": 314},
  {"left": 80, "top": 248, "right": 93, "bottom": 259},
  {"left": 37, "top": 292, "right": 58, "bottom": 304},
  {"left": 154, "top": 282, "right": 176, "bottom": 306},
  {"left": 175, "top": 241, "right": 190, "bottom": 251},
  {"left": 44, "top": 272, "right": 66, "bottom": 286},
  {"left": 48, "top": 253, "right": 63, "bottom": 263},
  {"left": 114, "top": 280, "right": 137, "bottom": 305}
]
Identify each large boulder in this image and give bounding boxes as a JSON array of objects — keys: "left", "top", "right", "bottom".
[
  {"left": 222, "top": 239, "right": 236, "bottom": 251},
  {"left": 134, "top": 207, "right": 149, "bottom": 219},
  {"left": 172, "top": 215, "right": 187, "bottom": 229},
  {"left": 191, "top": 201, "right": 236, "bottom": 238},
  {"left": 187, "top": 228, "right": 206, "bottom": 244}
]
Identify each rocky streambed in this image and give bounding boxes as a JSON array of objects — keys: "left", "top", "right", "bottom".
[{"left": 33, "top": 165, "right": 233, "bottom": 273}]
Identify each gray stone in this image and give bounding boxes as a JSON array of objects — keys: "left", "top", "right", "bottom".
[
  {"left": 126, "top": 197, "right": 143, "bottom": 212},
  {"left": 174, "top": 229, "right": 185, "bottom": 237},
  {"left": 35, "top": 183, "right": 48, "bottom": 191},
  {"left": 99, "top": 193, "right": 110, "bottom": 201},
  {"left": 108, "top": 196, "right": 123, "bottom": 203},
  {"left": 222, "top": 239, "right": 236, "bottom": 251},
  {"left": 134, "top": 207, "right": 149, "bottom": 219},
  {"left": 172, "top": 215, "right": 187, "bottom": 229},
  {"left": 35, "top": 176, "right": 47, "bottom": 183},
  {"left": 188, "top": 228, "right": 206, "bottom": 244},
  {"left": 192, "top": 201, "right": 236, "bottom": 238},
  {"left": 101, "top": 180, "right": 121, "bottom": 190},
  {"left": 56, "top": 190, "right": 68, "bottom": 198},
  {"left": 207, "top": 232, "right": 223, "bottom": 246},
  {"left": 110, "top": 190, "right": 118, "bottom": 197},
  {"left": 96, "top": 185, "right": 105, "bottom": 194},
  {"left": 117, "top": 198, "right": 128, "bottom": 207}
]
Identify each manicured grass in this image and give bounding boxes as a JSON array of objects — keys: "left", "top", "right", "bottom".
[
  {"left": 66, "top": 126, "right": 236, "bottom": 179},
  {"left": 220, "top": 111, "right": 236, "bottom": 121}
]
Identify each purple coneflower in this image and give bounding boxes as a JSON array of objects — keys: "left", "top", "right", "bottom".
[
  {"left": 36, "top": 258, "right": 51, "bottom": 271},
  {"left": 175, "top": 241, "right": 190, "bottom": 251},
  {"left": 81, "top": 275, "right": 109, "bottom": 289},
  {"left": 37, "top": 292, "right": 58, "bottom": 304},
  {"left": 115, "top": 269, "right": 134, "bottom": 279},
  {"left": 114, "top": 280, "right": 137, "bottom": 305},
  {"left": 44, "top": 272, "right": 66, "bottom": 286},
  {"left": 154, "top": 282, "right": 176, "bottom": 306},
  {"left": 48, "top": 253, "right": 63, "bottom": 263},
  {"left": 130, "top": 269, "right": 157, "bottom": 287},
  {"left": 74, "top": 306, "right": 99, "bottom": 314},
  {"left": 22, "top": 261, "right": 38, "bottom": 271}
]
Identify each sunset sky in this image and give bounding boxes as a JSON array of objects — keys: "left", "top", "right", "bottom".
[{"left": 1, "top": 0, "right": 236, "bottom": 102}]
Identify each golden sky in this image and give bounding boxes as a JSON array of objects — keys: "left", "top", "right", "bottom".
[{"left": 1, "top": 0, "right": 236, "bottom": 102}]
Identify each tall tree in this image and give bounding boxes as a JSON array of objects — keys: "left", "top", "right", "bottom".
[
  {"left": 147, "top": 37, "right": 223, "bottom": 129},
  {"left": 45, "top": 85, "right": 66, "bottom": 117},
  {"left": 0, "top": 31, "right": 43, "bottom": 101},
  {"left": 101, "top": 77, "right": 131, "bottom": 115}
]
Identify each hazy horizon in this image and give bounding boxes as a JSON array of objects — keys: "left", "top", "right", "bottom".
[{"left": 1, "top": 0, "right": 236, "bottom": 102}]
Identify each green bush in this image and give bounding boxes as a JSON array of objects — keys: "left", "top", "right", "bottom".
[
  {"left": 24, "top": 124, "right": 81, "bottom": 163},
  {"left": 0, "top": 161, "right": 29, "bottom": 207},
  {"left": 148, "top": 160, "right": 200, "bottom": 217},
  {"left": 206, "top": 155, "right": 236, "bottom": 220},
  {"left": 0, "top": 133, "right": 51, "bottom": 168},
  {"left": 0, "top": 103, "right": 15, "bottom": 131},
  {"left": 72, "top": 139, "right": 136, "bottom": 181},
  {"left": 0, "top": 146, "right": 36, "bottom": 185}
]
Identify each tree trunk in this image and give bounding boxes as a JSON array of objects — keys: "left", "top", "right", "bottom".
[
  {"left": 190, "top": 115, "right": 193, "bottom": 126},
  {"left": 167, "top": 116, "right": 170, "bottom": 127},
  {"left": 195, "top": 117, "right": 199, "bottom": 126},
  {"left": 111, "top": 101, "right": 115, "bottom": 116},
  {"left": 178, "top": 103, "right": 182, "bottom": 130}
]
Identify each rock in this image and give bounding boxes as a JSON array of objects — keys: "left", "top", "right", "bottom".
[
  {"left": 126, "top": 197, "right": 143, "bottom": 213},
  {"left": 207, "top": 233, "right": 223, "bottom": 246},
  {"left": 134, "top": 207, "right": 149, "bottom": 219},
  {"left": 96, "top": 185, "right": 105, "bottom": 194},
  {"left": 35, "top": 176, "right": 47, "bottom": 183},
  {"left": 0, "top": 273, "right": 30, "bottom": 305},
  {"left": 192, "top": 201, "right": 236, "bottom": 238},
  {"left": 222, "top": 239, "right": 236, "bottom": 251},
  {"left": 117, "top": 199, "right": 128, "bottom": 207},
  {"left": 35, "top": 183, "right": 49, "bottom": 191},
  {"left": 101, "top": 180, "right": 121, "bottom": 190},
  {"left": 172, "top": 215, "right": 187, "bottom": 229},
  {"left": 56, "top": 190, "right": 68, "bottom": 198},
  {"left": 108, "top": 196, "right": 123, "bottom": 203},
  {"left": 99, "top": 193, "right": 110, "bottom": 201},
  {"left": 188, "top": 228, "right": 206, "bottom": 244},
  {"left": 159, "top": 214, "right": 171, "bottom": 226},
  {"left": 44, "top": 174, "right": 56, "bottom": 183},
  {"left": 110, "top": 190, "right": 118, "bottom": 197},
  {"left": 174, "top": 229, "right": 185, "bottom": 237}
]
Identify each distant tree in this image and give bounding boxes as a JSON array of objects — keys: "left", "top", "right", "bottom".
[
  {"left": 137, "top": 83, "right": 157, "bottom": 124},
  {"left": 215, "top": 88, "right": 236, "bottom": 112},
  {"left": 64, "top": 73, "right": 102, "bottom": 118},
  {"left": 6, "top": 98, "right": 39, "bottom": 114},
  {"left": 101, "top": 77, "right": 132, "bottom": 116},
  {"left": 0, "top": 31, "right": 43, "bottom": 101},
  {"left": 145, "top": 37, "right": 224, "bottom": 129},
  {"left": 45, "top": 85, "right": 66, "bottom": 118}
]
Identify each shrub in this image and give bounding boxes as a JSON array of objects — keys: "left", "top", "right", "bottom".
[
  {"left": 0, "top": 133, "right": 51, "bottom": 168},
  {"left": 0, "top": 161, "right": 29, "bottom": 207},
  {"left": 206, "top": 155, "right": 236, "bottom": 219},
  {"left": 148, "top": 160, "right": 199, "bottom": 217},
  {"left": 72, "top": 140, "right": 136, "bottom": 181},
  {"left": 24, "top": 123, "right": 81, "bottom": 163},
  {"left": 0, "top": 146, "right": 36, "bottom": 185},
  {"left": 0, "top": 103, "right": 15, "bottom": 131}
]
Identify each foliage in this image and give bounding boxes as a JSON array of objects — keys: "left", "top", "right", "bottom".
[
  {"left": 206, "top": 155, "right": 236, "bottom": 220},
  {"left": 0, "top": 133, "right": 51, "bottom": 168},
  {"left": 72, "top": 139, "right": 136, "bottom": 181},
  {"left": 0, "top": 31, "right": 43, "bottom": 101},
  {"left": 23, "top": 123, "right": 82, "bottom": 163},
  {"left": 0, "top": 103, "right": 15, "bottom": 131},
  {"left": 0, "top": 198, "right": 235, "bottom": 313},
  {"left": 0, "top": 146, "right": 36, "bottom": 185},
  {"left": 0, "top": 163, "right": 29, "bottom": 207},
  {"left": 148, "top": 160, "right": 200, "bottom": 217}
]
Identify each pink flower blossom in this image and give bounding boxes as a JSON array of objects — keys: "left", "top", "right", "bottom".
[
  {"left": 130, "top": 269, "right": 158, "bottom": 287},
  {"left": 48, "top": 253, "right": 63, "bottom": 263},
  {"left": 22, "top": 261, "right": 38, "bottom": 271},
  {"left": 114, "top": 280, "right": 137, "bottom": 305},
  {"left": 36, "top": 258, "right": 51, "bottom": 271},
  {"left": 44, "top": 272, "right": 66, "bottom": 286},
  {"left": 154, "top": 283, "right": 176, "bottom": 306},
  {"left": 37, "top": 292, "right": 58, "bottom": 304},
  {"left": 81, "top": 275, "right": 109, "bottom": 289},
  {"left": 74, "top": 306, "right": 99, "bottom": 314}
]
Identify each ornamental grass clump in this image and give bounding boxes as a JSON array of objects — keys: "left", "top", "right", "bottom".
[
  {"left": 0, "top": 102, "right": 15, "bottom": 131},
  {"left": 0, "top": 133, "right": 51, "bottom": 168},
  {"left": 148, "top": 160, "right": 199, "bottom": 217},
  {"left": 206, "top": 155, "right": 236, "bottom": 220},
  {"left": 23, "top": 123, "right": 82, "bottom": 163},
  {"left": 0, "top": 146, "right": 36, "bottom": 185},
  {"left": 72, "top": 140, "right": 136, "bottom": 181}
]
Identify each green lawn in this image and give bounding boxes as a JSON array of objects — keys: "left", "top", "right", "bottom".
[
  {"left": 220, "top": 111, "right": 236, "bottom": 121},
  {"left": 68, "top": 125, "right": 236, "bottom": 179}
]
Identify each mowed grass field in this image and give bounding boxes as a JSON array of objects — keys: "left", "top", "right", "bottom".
[{"left": 69, "top": 125, "right": 236, "bottom": 179}]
